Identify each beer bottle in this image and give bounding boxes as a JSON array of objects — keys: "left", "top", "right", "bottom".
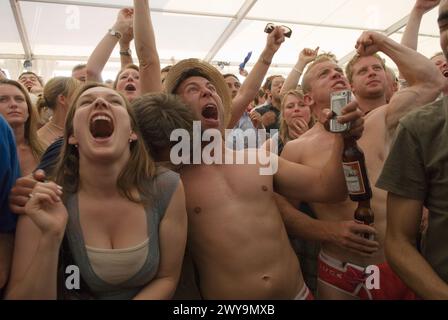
[
  {"left": 342, "top": 136, "right": 375, "bottom": 239},
  {"left": 342, "top": 136, "right": 372, "bottom": 201},
  {"left": 354, "top": 199, "right": 375, "bottom": 240}
]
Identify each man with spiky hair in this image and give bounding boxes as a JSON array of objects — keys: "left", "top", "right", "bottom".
[{"left": 279, "top": 31, "right": 444, "bottom": 299}]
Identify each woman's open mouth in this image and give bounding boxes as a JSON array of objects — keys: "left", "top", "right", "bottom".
[
  {"left": 89, "top": 114, "right": 114, "bottom": 139},
  {"left": 125, "top": 83, "right": 136, "bottom": 92}
]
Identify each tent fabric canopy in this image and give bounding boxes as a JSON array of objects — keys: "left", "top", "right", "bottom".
[{"left": 0, "top": 0, "right": 440, "bottom": 82}]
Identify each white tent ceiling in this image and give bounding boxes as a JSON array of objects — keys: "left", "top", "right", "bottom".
[{"left": 0, "top": 0, "right": 441, "bottom": 82}]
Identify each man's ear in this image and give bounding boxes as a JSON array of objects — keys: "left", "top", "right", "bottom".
[
  {"left": 303, "top": 94, "right": 314, "bottom": 107},
  {"left": 349, "top": 83, "right": 356, "bottom": 95}
]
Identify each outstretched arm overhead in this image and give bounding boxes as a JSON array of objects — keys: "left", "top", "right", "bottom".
[
  {"left": 86, "top": 8, "right": 134, "bottom": 83},
  {"left": 119, "top": 13, "right": 135, "bottom": 69},
  {"left": 401, "top": 0, "right": 440, "bottom": 51},
  {"left": 133, "top": 0, "right": 162, "bottom": 94},
  {"left": 227, "top": 26, "right": 286, "bottom": 129},
  {"left": 281, "top": 47, "right": 319, "bottom": 94}
]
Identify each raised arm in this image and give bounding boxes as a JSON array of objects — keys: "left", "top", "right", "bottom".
[
  {"left": 280, "top": 47, "right": 319, "bottom": 94},
  {"left": 133, "top": 182, "right": 187, "bottom": 300},
  {"left": 401, "top": 0, "right": 440, "bottom": 50},
  {"left": 386, "top": 192, "right": 448, "bottom": 299},
  {"left": 133, "top": 0, "right": 162, "bottom": 94},
  {"left": 5, "top": 182, "right": 67, "bottom": 300},
  {"left": 118, "top": 16, "right": 135, "bottom": 69},
  {"left": 227, "top": 26, "right": 286, "bottom": 129},
  {"left": 86, "top": 8, "right": 134, "bottom": 83},
  {"left": 356, "top": 31, "right": 444, "bottom": 134}
]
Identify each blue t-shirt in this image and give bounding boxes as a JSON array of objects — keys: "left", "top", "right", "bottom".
[{"left": 0, "top": 116, "right": 20, "bottom": 233}]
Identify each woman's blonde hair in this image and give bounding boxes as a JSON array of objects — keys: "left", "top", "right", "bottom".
[
  {"left": 36, "top": 77, "right": 80, "bottom": 114},
  {"left": 279, "top": 89, "right": 314, "bottom": 144},
  {"left": 53, "top": 82, "right": 155, "bottom": 203},
  {"left": 0, "top": 79, "right": 44, "bottom": 160}
]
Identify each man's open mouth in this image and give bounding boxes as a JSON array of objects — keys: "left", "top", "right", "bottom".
[
  {"left": 89, "top": 114, "right": 114, "bottom": 138},
  {"left": 202, "top": 104, "right": 218, "bottom": 120}
]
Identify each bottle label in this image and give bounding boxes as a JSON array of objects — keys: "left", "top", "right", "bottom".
[{"left": 343, "top": 161, "right": 366, "bottom": 195}]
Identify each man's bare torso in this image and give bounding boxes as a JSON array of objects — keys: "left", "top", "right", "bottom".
[
  {"left": 180, "top": 149, "right": 304, "bottom": 299},
  {"left": 284, "top": 108, "right": 389, "bottom": 266}
]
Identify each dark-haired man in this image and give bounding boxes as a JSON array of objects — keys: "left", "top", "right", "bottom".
[{"left": 162, "top": 26, "right": 364, "bottom": 299}]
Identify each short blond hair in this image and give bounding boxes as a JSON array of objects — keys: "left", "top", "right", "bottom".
[
  {"left": 430, "top": 51, "right": 445, "bottom": 60},
  {"left": 301, "top": 53, "right": 338, "bottom": 94},
  {"left": 345, "top": 53, "right": 386, "bottom": 84}
]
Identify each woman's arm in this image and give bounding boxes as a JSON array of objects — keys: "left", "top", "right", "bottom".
[
  {"left": 86, "top": 8, "right": 134, "bottom": 83},
  {"left": 119, "top": 19, "right": 135, "bottom": 69},
  {"left": 133, "top": 0, "right": 162, "bottom": 94},
  {"left": 280, "top": 47, "right": 319, "bottom": 95},
  {"left": 133, "top": 181, "right": 187, "bottom": 299},
  {"left": 5, "top": 182, "right": 67, "bottom": 300}
]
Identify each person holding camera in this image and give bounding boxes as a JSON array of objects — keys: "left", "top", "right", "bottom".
[{"left": 278, "top": 31, "right": 444, "bottom": 299}]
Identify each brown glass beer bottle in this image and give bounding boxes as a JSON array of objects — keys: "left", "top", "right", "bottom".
[
  {"left": 343, "top": 136, "right": 375, "bottom": 239},
  {"left": 354, "top": 199, "right": 375, "bottom": 240},
  {"left": 342, "top": 136, "right": 372, "bottom": 201}
]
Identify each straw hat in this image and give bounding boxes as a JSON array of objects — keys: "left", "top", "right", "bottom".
[{"left": 164, "top": 58, "right": 232, "bottom": 127}]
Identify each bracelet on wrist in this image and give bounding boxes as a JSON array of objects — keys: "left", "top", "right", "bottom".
[
  {"left": 120, "top": 49, "right": 132, "bottom": 56},
  {"left": 108, "top": 28, "right": 122, "bottom": 40},
  {"left": 260, "top": 56, "right": 272, "bottom": 65},
  {"left": 293, "top": 67, "right": 302, "bottom": 74}
]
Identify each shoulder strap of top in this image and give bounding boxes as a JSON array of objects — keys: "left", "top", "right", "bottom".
[{"left": 152, "top": 167, "right": 180, "bottom": 222}]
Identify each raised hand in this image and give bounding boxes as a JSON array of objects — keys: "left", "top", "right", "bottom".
[
  {"left": 299, "top": 47, "right": 319, "bottom": 66},
  {"left": 266, "top": 26, "right": 286, "bottom": 54},
  {"left": 414, "top": 0, "right": 440, "bottom": 14},
  {"left": 25, "top": 181, "right": 68, "bottom": 239},
  {"left": 355, "top": 31, "right": 388, "bottom": 56},
  {"left": 113, "top": 8, "right": 134, "bottom": 36},
  {"left": 239, "top": 68, "right": 249, "bottom": 77}
]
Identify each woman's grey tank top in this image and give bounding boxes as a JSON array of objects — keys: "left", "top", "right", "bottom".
[{"left": 61, "top": 169, "right": 180, "bottom": 300}]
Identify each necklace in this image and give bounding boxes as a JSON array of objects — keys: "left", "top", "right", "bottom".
[{"left": 45, "top": 120, "right": 64, "bottom": 139}]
